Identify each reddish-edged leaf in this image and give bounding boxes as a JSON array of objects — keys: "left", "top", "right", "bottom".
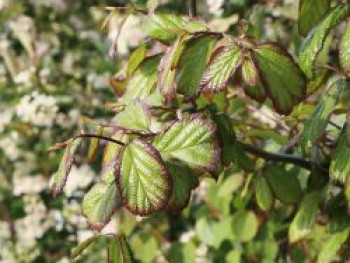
[
  {"left": 88, "top": 127, "right": 103, "bottom": 163},
  {"left": 116, "top": 139, "right": 171, "bottom": 215},
  {"left": 201, "top": 43, "right": 242, "bottom": 93},
  {"left": 153, "top": 115, "right": 220, "bottom": 173},
  {"left": 51, "top": 138, "right": 81, "bottom": 197},
  {"left": 253, "top": 43, "right": 306, "bottom": 115}
]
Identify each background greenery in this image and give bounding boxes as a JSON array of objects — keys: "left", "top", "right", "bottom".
[{"left": 0, "top": 0, "right": 349, "bottom": 262}]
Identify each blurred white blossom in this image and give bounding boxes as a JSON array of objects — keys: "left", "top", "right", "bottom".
[
  {"left": 63, "top": 164, "right": 95, "bottom": 196},
  {"left": 16, "top": 91, "right": 58, "bottom": 127},
  {"left": 13, "top": 174, "right": 46, "bottom": 196},
  {"left": 206, "top": 0, "right": 224, "bottom": 16},
  {"left": 0, "top": 108, "right": 13, "bottom": 132},
  {"left": 0, "top": 131, "right": 20, "bottom": 160}
]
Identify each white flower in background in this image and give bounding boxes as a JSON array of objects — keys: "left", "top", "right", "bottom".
[
  {"left": 63, "top": 164, "right": 95, "bottom": 196},
  {"left": 180, "top": 229, "right": 196, "bottom": 243},
  {"left": 251, "top": 105, "right": 278, "bottom": 128},
  {"left": 0, "top": 108, "right": 13, "bottom": 132},
  {"left": 206, "top": 0, "right": 224, "bottom": 16},
  {"left": 0, "top": 131, "right": 20, "bottom": 160},
  {"left": 16, "top": 91, "right": 58, "bottom": 127},
  {"left": 108, "top": 15, "right": 146, "bottom": 56},
  {"left": 14, "top": 69, "right": 31, "bottom": 84},
  {"left": 13, "top": 174, "right": 46, "bottom": 196}
]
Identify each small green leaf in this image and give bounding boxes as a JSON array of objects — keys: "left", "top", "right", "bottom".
[
  {"left": 145, "top": 14, "right": 187, "bottom": 42},
  {"left": 289, "top": 191, "right": 322, "bottom": 243},
  {"left": 88, "top": 127, "right": 102, "bottom": 163},
  {"left": 102, "top": 133, "right": 127, "bottom": 169},
  {"left": 158, "top": 37, "right": 185, "bottom": 100},
  {"left": 242, "top": 55, "right": 259, "bottom": 87},
  {"left": 340, "top": 21, "right": 350, "bottom": 76},
  {"left": 113, "top": 101, "right": 151, "bottom": 131},
  {"left": 299, "top": 4, "right": 350, "bottom": 79},
  {"left": 232, "top": 210, "right": 259, "bottom": 242},
  {"left": 116, "top": 139, "right": 171, "bottom": 215},
  {"left": 347, "top": 110, "right": 350, "bottom": 146},
  {"left": 255, "top": 176, "right": 273, "bottom": 211},
  {"left": 330, "top": 133, "right": 350, "bottom": 183},
  {"left": 266, "top": 165, "right": 303, "bottom": 204},
  {"left": 116, "top": 235, "right": 133, "bottom": 263},
  {"left": 127, "top": 45, "right": 147, "bottom": 77},
  {"left": 253, "top": 43, "right": 306, "bottom": 114},
  {"left": 176, "top": 36, "right": 217, "bottom": 97},
  {"left": 120, "top": 55, "right": 160, "bottom": 104},
  {"left": 51, "top": 138, "right": 81, "bottom": 197},
  {"left": 108, "top": 238, "right": 121, "bottom": 263},
  {"left": 153, "top": 115, "right": 220, "bottom": 172},
  {"left": 201, "top": 43, "right": 242, "bottom": 93},
  {"left": 82, "top": 181, "right": 121, "bottom": 231},
  {"left": 166, "top": 163, "right": 198, "bottom": 212},
  {"left": 317, "top": 228, "right": 350, "bottom": 263},
  {"left": 301, "top": 77, "right": 345, "bottom": 151},
  {"left": 298, "top": 0, "right": 330, "bottom": 36},
  {"left": 71, "top": 235, "right": 101, "bottom": 259}
]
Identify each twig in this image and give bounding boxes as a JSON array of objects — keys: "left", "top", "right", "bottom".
[
  {"left": 74, "top": 134, "right": 126, "bottom": 146},
  {"left": 237, "top": 141, "right": 312, "bottom": 170}
]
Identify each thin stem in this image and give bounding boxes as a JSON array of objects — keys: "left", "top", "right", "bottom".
[
  {"left": 189, "top": 0, "right": 197, "bottom": 18},
  {"left": 237, "top": 141, "right": 312, "bottom": 170},
  {"left": 74, "top": 134, "right": 126, "bottom": 146}
]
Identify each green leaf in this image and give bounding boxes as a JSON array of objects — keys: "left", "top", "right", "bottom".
[
  {"left": 116, "top": 235, "right": 133, "bottom": 263},
  {"left": 317, "top": 228, "right": 350, "bottom": 263},
  {"left": 153, "top": 115, "right": 220, "bottom": 172},
  {"left": 266, "top": 165, "right": 303, "bottom": 203},
  {"left": 144, "top": 14, "right": 187, "bottom": 42},
  {"left": 253, "top": 43, "right": 306, "bottom": 114},
  {"left": 255, "top": 176, "right": 273, "bottom": 211},
  {"left": 130, "top": 232, "right": 158, "bottom": 262},
  {"left": 347, "top": 110, "right": 350, "bottom": 146},
  {"left": 157, "top": 37, "right": 185, "bottom": 100},
  {"left": 201, "top": 43, "right": 242, "bottom": 93},
  {"left": 330, "top": 133, "right": 350, "bottom": 183},
  {"left": 289, "top": 191, "right": 322, "bottom": 243},
  {"left": 167, "top": 241, "right": 196, "bottom": 263},
  {"left": 299, "top": 4, "right": 350, "bottom": 79},
  {"left": 176, "top": 36, "right": 217, "bottom": 97},
  {"left": 82, "top": 182, "right": 121, "bottom": 231},
  {"left": 166, "top": 163, "right": 198, "bottom": 212},
  {"left": 88, "top": 127, "right": 102, "bottom": 163},
  {"left": 120, "top": 55, "right": 160, "bottom": 104},
  {"left": 340, "top": 21, "right": 350, "bottom": 76},
  {"left": 113, "top": 101, "right": 151, "bottom": 131},
  {"left": 102, "top": 133, "right": 127, "bottom": 170},
  {"left": 301, "top": 77, "right": 345, "bottom": 151},
  {"left": 242, "top": 55, "right": 259, "bottom": 87},
  {"left": 108, "top": 238, "right": 121, "bottom": 263},
  {"left": 51, "top": 138, "right": 81, "bottom": 197},
  {"left": 116, "top": 139, "right": 171, "bottom": 215},
  {"left": 127, "top": 45, "right": 147, "bottom": 77},
  {"left": 232, "top": 210, "right": 259, "bottom": 242},
  {"left": 71, "top": 235, "right": 101, "bottom": 259},
  {"left": 298, "top": 0, "right": 330, "bottom": 36}
]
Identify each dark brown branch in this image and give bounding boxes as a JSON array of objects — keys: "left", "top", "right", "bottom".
[
  {"left": 74, "top": 134, "right": 126, "bottom": 146},
  {"left": 189, "top": 0, "right": 197, "bottom": 18},
  {"left": 237, "top": 141, "right": 312, "bottom": 170}
]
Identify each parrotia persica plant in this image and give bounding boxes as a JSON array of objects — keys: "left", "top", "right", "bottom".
[{"left": 49, "top": 0, "right": 350, "bottom": 262}]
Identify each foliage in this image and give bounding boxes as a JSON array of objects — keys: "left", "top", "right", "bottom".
[{"left": 1, "top": 0, "right": 350, "bottom": 262}]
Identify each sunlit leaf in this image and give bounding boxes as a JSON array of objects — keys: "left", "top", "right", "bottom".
[
  {"left": 71, "top": 235, "right": 101, "bottom": 259},
  {"left": 317, "top": 228, "right": 350, "bottom": 263},
  {"left": 242, "top": 55, "right": 259, "bottom": 87},
  {"left": 266, "top": 165, "right": 302, "bottom": 203},
  {"left": 120, "top": 55, "right": 160, "bottom": 104},
  {"left": 340, "top": 21, "right": 350, "bottom": 76},
  {"left": 299, "top": 4, "right": 350, "bottom": 78},
  {"left": 289, "top": 191, "right": 322, "bottom": 243},
  {"left": 255, "top": 176, "right": 273, "bottom": 211},
  {"left": 113, "top": 101, "right": 151, "bottom": 131},
  {"left": 116, "top": 139, "right": 171, "bottom": 215},
  {"left": 166, "top": 163, "right": 198, "bottom": 212},
  {"left": 157, "top": 37, "right": 185, "bottom": 100},
  {"left": 153, "top": 115, "right": 220, "bottom": 172},
  {"left": 201, "top": 43, "right": 242, "bottom": 93},
  {"left": 298, "top": 0, "right": 330, "bottom": 36},
  {"left": 253, "top": 43, "right": 306, "bottom": 114},
  {"left": 88, "top": 127, "right": 102, "bottom": 163},
  {"left": 145, "top": 14, "right": 187, "bottom": 42},
  {"left": 127, "top": 45, "right": 147, "bottom": 77},
  {"left": 177, "top": 35, "right": 217, "bottom": 96},
  {"left": 51, "top": 138, "right": 81, "bottom": 197}
]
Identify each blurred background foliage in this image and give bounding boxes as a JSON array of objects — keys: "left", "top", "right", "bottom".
[{"left": 0, "top": 0, "right": 348, "bottom": 262}]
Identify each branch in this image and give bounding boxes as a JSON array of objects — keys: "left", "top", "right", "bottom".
[
  {"left": 74, "top": 134, "right": 126, "bottom": 146},
  {"left": 237, "top": 141, "right": 312, "bottom": 170},
  {"left": 189, "top": 0, "right": 197, "bottom": 18}
]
